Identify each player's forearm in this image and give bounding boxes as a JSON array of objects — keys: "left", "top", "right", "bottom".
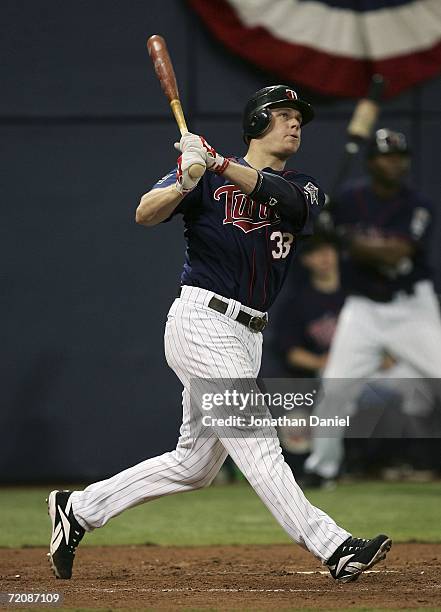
[
  {"left": 136, "top": 186, "right": 184, "bottom": 227},
  {"left": 350, "top": 236, "right": 414, "bottom": 266},
  {"left": 287, "top": 347, "right": 328, "bottom": 372},
  {"left": 221, "top": 161, "right": 260, "bottom": 195}
]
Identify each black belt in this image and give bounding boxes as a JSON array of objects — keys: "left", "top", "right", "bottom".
[
  {"left": 178, "top": 288, "right": 268, "bottom": 333},
  {"left": 351, "top": 285, "right": 416, "bottom": 303}
]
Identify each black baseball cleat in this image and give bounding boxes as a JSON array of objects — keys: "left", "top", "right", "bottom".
[
  {"left": 326, "top": 534, "right": 392, "bottom": 583},
  {"left": 47, "top": 490, "right": 85, "bottom": 579},
  {"left": 299, "top": 471, "right": 336, "bottom": 490}
]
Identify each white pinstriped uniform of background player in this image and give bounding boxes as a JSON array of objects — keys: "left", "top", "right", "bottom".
[
  {"left": 304, "top": 129, "right": 441, "bottom": 484},
  {"left": 47, "top": 86, "right": 391, "bottom": 583}
]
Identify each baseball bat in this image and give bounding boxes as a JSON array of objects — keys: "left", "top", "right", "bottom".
[
  {"left": 147, "top": 35, "right": 205, "bottom": 179},
  {"left": 315, "top": 74, "right": 385, "bottom": 233},
  {"left": 330, "top": 74, "right": 385, "bottom": 197}
]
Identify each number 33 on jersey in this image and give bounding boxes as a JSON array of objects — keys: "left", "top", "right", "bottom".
[{"left": 271, "top": 231, "right": 294, "bottom": 259}]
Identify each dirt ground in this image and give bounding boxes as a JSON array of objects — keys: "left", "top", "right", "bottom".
[{"left": 0, "top": 543, "right": 440, "bottom": 610}]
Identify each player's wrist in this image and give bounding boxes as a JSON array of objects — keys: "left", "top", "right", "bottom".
[
  {"left": 207, "top": 154, "right": 230, "bottom": 175},
  {"left": 197, "top": 136, "right": 230, "bottom": 175},
  {"left": 174, "top": 180, "right": 196, "bottom": 196},
  {"left": 175, "top": 151, "right": 205, "bottom": 195}
]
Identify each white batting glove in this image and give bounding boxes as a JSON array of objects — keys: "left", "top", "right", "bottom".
[
  {"left": 175, "top": 133, "right": 230, "bottom": 175},
  {"left": 174, "top": 149, "right": 206, "bottom": 195},
  {"left": 174, "top": 132, "right": 204, "bottom": 156},
  {"left": 199, "top": 136, "right": 230, "bottom": 174}
]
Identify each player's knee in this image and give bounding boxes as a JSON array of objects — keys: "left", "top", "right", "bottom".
[
  {"left": 188, "top": 472, "right": 213, "bottom": 490},
  {"left": 198, "top": 471, "right": 217, "bottom": 489},
  {"left": 180, "top": 468, "right": 216, "bottom": 490}
]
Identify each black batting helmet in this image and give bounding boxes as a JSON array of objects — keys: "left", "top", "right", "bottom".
[
  {"left": 243, "top": 85, "right": 314, "bottom": 144},
  {"left": 367, "top": 129, "right": 410, "bottom": 158}
]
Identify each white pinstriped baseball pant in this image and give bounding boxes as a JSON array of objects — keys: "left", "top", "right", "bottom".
[
  {"left": 71, "top": 286, "right": 350, "bottom": 562},
  {"left": 305, "top": 280, "right": 441, "bottom": 479}
]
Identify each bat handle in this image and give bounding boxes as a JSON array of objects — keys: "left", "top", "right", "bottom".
[
  {"left": 170, "top": 99, "right": 188, "bottom": 135},
  {"left": 188, "top": 164, "right": 206, "bottom": 179},
  {"left": 170, "top": 100, "right": 205, "bottom": 179}
]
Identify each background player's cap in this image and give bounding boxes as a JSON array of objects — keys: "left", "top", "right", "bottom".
[
  {"left": 299, "top": 231, "right": 339, "bottom": 255},
  {"left": 367, "top": 128, "right": 410, "bottom": 158},
  {"left": 243, "top": 85, "right": 314, "bottom": 144}
]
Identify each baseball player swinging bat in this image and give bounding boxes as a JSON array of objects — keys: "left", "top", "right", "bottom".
[
  {"left": 46, "top": 81, "right": 393, "bottom": 584},
  {"left": 147, "top": 34, "right": 205, "bottom": 179}
]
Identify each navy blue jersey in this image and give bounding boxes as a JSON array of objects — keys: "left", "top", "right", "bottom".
[
  {"left": 275, "top": 282, "right": 345, "bottom": 358},
  {"left": 152, "top": 158, "right": 325, "bottom": 310},
  {"left": 333, "top": 179, "right": 433, "bottom": 301}
]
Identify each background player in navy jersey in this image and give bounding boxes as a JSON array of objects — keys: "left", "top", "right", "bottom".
[
  {"left": 47, "top": 86, "right": 391, "bottom": 583},
  {"left": 271, "top": 233, "right": 344, "bottom": 475},
  {"left": 272, "top": 233, "right": 399, "bottom": 483},
  {"left": 304, "top": 129, "right": 441, "bottom": 483},
  {"left": 273, "top": 231, "right": 434, "bottom": 486},
  {"left": 276, "top": 234, "right": 344, "bottom": 378}
]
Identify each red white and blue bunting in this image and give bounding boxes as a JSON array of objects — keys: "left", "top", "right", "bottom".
[{"left": 189, "top": 0, "right": 441, "bottom": 98}]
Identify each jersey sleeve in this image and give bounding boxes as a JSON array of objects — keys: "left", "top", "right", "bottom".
[
  {"left": 150, "top": 166, "right": 199, "bottom": 223},
  {"left": 151, "top": 167, "right": 177, "bottom": 190},
  {"left": 404, "top": 193, "right": 433, "bottom": 244},
  {"left": 284, "top": 172, "right": 326, "bottom": 236}
]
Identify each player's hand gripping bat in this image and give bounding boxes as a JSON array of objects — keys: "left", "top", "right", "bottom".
[{"left": 147, "top": 35, "right": 205, "bottom": 179}]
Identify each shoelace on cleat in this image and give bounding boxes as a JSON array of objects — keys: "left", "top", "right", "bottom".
[
  {"left": 64, "top": 531, "right": 82, "bottom": 554},
  {"left": 342, "top": 537, "right": 369, "bottom": 552}
]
